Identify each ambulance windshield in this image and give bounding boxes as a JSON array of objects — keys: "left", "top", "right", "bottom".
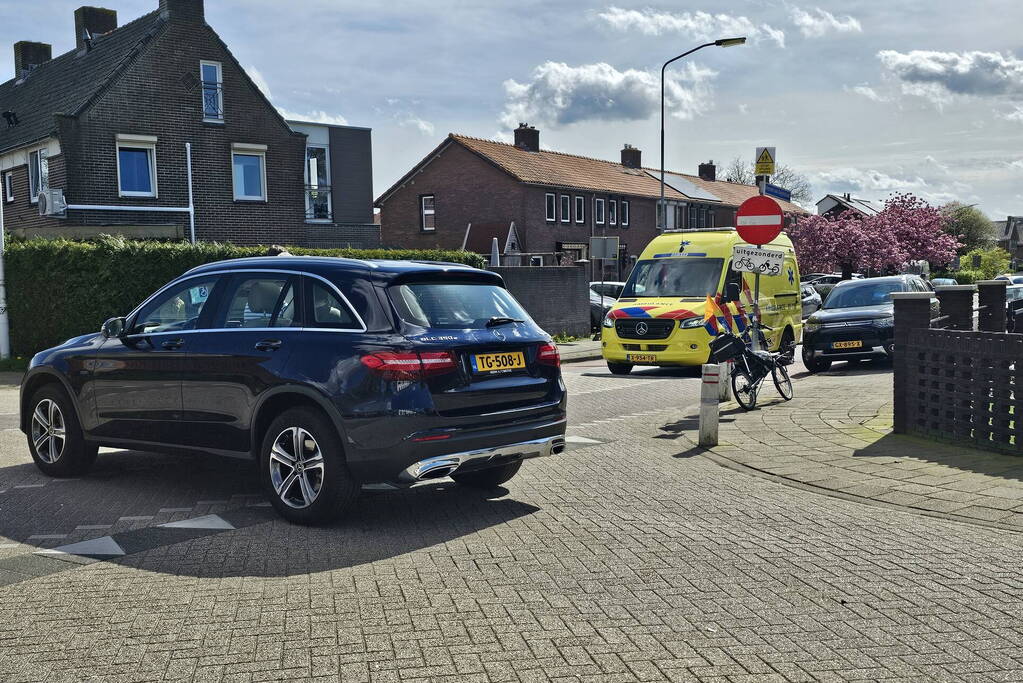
[{"left": 622, "top": 258, "right": 724, "bottom": 298}]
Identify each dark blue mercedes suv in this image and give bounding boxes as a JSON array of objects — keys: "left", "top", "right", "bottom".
[{"left": 21, "top": 257, "right": 566, "bottom": 524}]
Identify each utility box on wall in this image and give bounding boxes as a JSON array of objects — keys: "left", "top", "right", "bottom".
[{"left": 490, "top": 266, "right": 590, "bottom": 338}]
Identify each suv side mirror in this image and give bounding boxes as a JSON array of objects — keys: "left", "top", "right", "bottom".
[
  {"left": 726, "top": 282, "right": 741, "bottom": 302},
  {"left": 101, "top": 317, "right": 126, "bottom": 339}
]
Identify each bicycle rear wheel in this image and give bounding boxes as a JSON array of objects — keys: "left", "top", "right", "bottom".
[
  {"left": 772, "top": 363, "right": 793, "bottom": 400},
  {"left": 731, "top": 369, "right": 757, "bottom": 410}
]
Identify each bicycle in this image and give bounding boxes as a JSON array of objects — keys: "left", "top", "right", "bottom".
[{"left": 709, "top": 322, "right": 794, "bottom": 411}]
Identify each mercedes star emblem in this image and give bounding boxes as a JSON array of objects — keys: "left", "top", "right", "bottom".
[{"left": 635, "top": 322, "right": 649, "bottom": 335}]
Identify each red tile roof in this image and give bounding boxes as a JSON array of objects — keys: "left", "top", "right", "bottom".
[{"left": 448, "top": 134, "right": 808, "bottom": 214}]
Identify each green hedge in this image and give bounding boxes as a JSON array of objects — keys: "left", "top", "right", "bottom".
[{"left": 7, "top": 236, "right": 486, "bottom": 356}]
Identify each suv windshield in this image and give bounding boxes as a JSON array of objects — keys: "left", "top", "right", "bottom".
[
  {"left": 389, "top": 282, "right": 529, "bottom": 329},
  {"left": 622, "top": 259, "right": 723, "bottom": 298},
  {"left": 824, "top": 280, "right": 909, "bottom": 309}
]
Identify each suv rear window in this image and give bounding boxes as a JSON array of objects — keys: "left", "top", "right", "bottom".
[{"left": 389, "top": 283, "right": 529, "bottom": 329}]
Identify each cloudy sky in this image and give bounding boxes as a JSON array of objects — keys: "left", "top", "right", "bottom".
[{"left": 5, "top": 0, "right": 1023, "bottom": 215}]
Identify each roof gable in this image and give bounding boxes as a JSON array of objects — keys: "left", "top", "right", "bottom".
[{"left": 0, "top": 10, "right": 166, "bottom": 154}]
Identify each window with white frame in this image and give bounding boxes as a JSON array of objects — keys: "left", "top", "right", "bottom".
[
  {"left": 699, "top": 207, "right": 707, "bottom": 228},
  {"left": 594, "top": 198, "right": 605, "bottom": 224},
  {"left": 609, "top": 199, "right": 617, "bottom": 225},
  {"left": 115, "top": 134, "right": 157, "bottom": 197},
  {"left": 420, "top": 194, "right": 435, "bottom": 231},
  {"left": 560, "top": 194, "right": 570, "bottom": 223},
  {"left": 28, "top": 148, "right": 48, "bottom": 203},
  {"left": 574, "top": 196, "right": 584, "bottom": 224},
  {"left": 688, "top": 206, "right": 697, "bottom": 228},
  {"left": 2, "top": 171, "right": 12, "bottom": 203},
  {"left": 231, "top": 143, "right": 267, "bottom": 200},
  {"left": 708, "top": 209, "right": 714, "bottom": 228},
  {"left": 200, "top": 60, "right": 224, "bottom": 121},
  {"left": 621, "top": 200, "right": 629, "bottom": 227},
  {"left": 545, "top": 193, "right": 556, "bottom": 222}
]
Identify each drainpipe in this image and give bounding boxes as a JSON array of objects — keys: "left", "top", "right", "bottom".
[{"left": 0, "top": 196, "right": 9, "bottom": 359}]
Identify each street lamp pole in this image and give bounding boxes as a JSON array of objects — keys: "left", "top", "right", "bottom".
[{"left": 659, "top": 37, "right": 746, "bottom": 230}]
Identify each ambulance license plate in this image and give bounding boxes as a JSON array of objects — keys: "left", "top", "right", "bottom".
[
  {"left": 472, "top": 351, "right": 525, "bottom": 373},
  {"left": 627, "top": 354, "right": 658, "bottom": 363}
]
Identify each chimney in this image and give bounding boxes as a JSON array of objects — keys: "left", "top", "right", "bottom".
[
  {"left": 843, "top": 192, "right": 851, "bottom": 201},
  {"left": 13, "top": 41, "right": 52, "bottom": 77},
  {"left": 621, "top": 144, "right": 642, "bottom": 169},
  {"left": 698, "top": 160, "right": 716, "bottom": 182},
  {"left": 75, "top": 7, "right": 118, "bottom": 50},
  {"left": 158, "top": 0, "right": 205, "bottom": 23},
  {"left": 513, "top": 123, "right": 539, "bottom": 152}
]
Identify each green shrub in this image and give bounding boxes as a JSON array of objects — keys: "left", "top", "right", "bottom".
[
  {"left": 7, "top": 236, "right": 486, "bottom": 355},
  {"left": 812, "top": 283, "right": 835, "bottom": 301},
  {"left": 948, "top": 269, "right": 983, "bottom": 285}
]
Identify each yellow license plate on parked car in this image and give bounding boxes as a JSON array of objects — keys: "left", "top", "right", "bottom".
[
  {"left": 627, "top": 353, "right": 658, "bottom": 363},
  {"left": 832, "top": 340, "right": 863, "bottom": 349},
  {"left": 472, "top": 351, "right": 525, "bottom": 373}
]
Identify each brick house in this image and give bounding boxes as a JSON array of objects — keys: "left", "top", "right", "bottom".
[
  {"left": 0, "top": 0, "right": 376, "bottom": 247},
  {"left": 375, "top": 124, "right": 806, "bottom": 272}
]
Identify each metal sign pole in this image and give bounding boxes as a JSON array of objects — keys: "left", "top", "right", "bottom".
[{"left": 751, "top": 174, "right": 768, "bottom": 351}]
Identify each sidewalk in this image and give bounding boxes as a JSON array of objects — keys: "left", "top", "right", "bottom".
[
  {"left": 556, "top": 337, "right": 602, "bottom": 363},
  {"left": 678, "top": 363, "right": 1023, "bottom": 532}
]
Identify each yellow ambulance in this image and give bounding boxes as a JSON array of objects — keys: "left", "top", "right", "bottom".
[{"left": 600, "top": 228, "right": 802, "bottom": 374}]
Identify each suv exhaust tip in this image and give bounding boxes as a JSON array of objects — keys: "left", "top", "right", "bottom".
[{"left": 400, "top": 434, "right": 565, "bottom": 483}]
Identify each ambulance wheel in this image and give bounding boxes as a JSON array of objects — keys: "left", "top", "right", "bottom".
[{"left": 607, "top": 362, "right": 633, "bottom": 375}]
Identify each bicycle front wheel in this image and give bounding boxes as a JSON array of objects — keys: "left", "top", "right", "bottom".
[
  {"left": 772, "top": 363, "right": 793, "bottom": 401},
  {"left": 731, "top": 369, "right": 757, "bottom": 411}
]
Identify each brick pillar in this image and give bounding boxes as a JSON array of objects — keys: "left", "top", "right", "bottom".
[
  {"left": 977, "top": 280, "right": 1007, "bottom": 332},
  {"left": 935, "top": 285, "right": 975, "bottom": 331},
  {"left": 892, "top": 293, "right": 933, "bottom": 434}
]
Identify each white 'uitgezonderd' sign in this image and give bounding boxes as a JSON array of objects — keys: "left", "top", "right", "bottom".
[{"left": 731, "top": 246, "right": 785, "bottom": 276}]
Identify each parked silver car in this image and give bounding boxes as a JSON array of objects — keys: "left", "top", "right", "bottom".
[{"left": 800, "top": 283, "right": 822, "bottom": 318}]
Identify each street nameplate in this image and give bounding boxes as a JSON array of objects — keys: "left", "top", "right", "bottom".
[{"left": 731, "top": 246, "right": 785, "bottom": 276}]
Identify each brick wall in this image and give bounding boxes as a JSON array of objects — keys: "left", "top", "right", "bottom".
[
  {"left": 491, "top": 265, "right": 590, "bottom": 337},
  {"left": 28, "top": 5, "right": 311, "bottom": 245},
  {"left": 2, "top": 155, "right": 68, "bottom": 235},
  {"left": 378, "top": 143, "right": 525, "bottom": 249}
]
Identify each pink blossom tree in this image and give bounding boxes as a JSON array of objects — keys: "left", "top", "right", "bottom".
[{"left": 787, "top": 192, "right": 960, "bottom": 277}]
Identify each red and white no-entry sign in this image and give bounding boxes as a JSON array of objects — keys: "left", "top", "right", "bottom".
[{"left": 735, "top": 195, "right": 783, "bottom": 245}]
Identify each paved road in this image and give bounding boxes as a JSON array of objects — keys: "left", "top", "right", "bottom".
[{"left": 1, "top": 360, "right": 1022, "bottom": 681}]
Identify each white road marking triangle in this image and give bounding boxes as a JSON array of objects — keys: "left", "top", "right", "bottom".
[
  {"left": 564, "top": 435, "right": 601, "bottom": 444},
  {"left": 41, "top": 536, "right": 125, "bottom": 558},
  {"left": 159, "top": 514, "right": 235, "bottom": 530}
]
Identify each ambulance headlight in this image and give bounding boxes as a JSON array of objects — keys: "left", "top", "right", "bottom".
[
  {"left": 602, "top": 314, "right": 615, "bottom": 328},
  {"left": 680, "top": 317, "right": 705, "bottom": 329}
]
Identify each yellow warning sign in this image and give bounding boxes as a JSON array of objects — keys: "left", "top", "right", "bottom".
[{"left": 755, "top": 147, "right": 776, "bottom": 176}]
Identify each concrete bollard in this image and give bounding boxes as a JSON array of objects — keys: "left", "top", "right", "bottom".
[
  {"left": 718, "top": 362, "right": 732, "bottom": 401},
  {"left": 699, "top": 364, "right": 720, "bottom": 447}
]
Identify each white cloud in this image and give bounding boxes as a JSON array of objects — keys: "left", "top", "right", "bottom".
[
  {"left": 244, "top": 65, "right": 272, "bottom": 100},
  {"left": 597, "top": 7, "right": 785, "bottom": 48},
  {"left": 811, "top": 167, "right": 961, "bottom": 206},
  {"left": 399, "top": 115, "right": 435, "bottom": 136},
  {"left": 500, "top": 61, "right": 716, "bottom": 128},
  {"left": 877, "top": 50, "right": 1023, "bottom": 105},
  {"left": 845, "top": 84, "right": 888, "bottom": 102},
  {"left": 1000, "top": 105, "right": 1023, "bottom": 122},
  {"left": 790, "top": 7, "right": 862, "bottom": 38},
  {"left": 276, "top": 108, "right": 349, "bottom": 125},
  {"left": 1008, "top": 160, "right": 1023, "bottom": 171}
]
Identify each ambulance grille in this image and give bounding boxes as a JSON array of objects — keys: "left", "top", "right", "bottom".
[{"left": 615, "top": 319, "right": 674, "bottom": 339}]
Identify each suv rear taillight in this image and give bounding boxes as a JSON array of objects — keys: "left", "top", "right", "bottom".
[
  {"left": 537, "top": 343, "right": 560, "bottom": 367},
  {"left": 361, "top": 351, "right": 457, "bottom": 380}
]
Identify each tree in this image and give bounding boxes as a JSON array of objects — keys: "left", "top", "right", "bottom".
[
  {"left": 962, "top": 247, "right": 1010, "bottom": 279},
  {"left": 787, "top": 193, "right": 960, "bottom": 277},
  {"left": 723, "top": 155, "right": 814, "bottom": 205},
  {"left": 941, "top": 202, "right": 995, "bottom": 255}
]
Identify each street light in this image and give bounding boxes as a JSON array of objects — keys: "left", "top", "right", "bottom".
[{"left": 659, "top": 36, "right": 746, "bottom": 230}]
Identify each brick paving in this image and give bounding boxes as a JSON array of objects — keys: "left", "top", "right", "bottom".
[
  {"left": 686, "top": 360, "right": 1023, "bottom": 532},
  {"left": 0, "top": 362, "right": 1022, "bottom": 681}
]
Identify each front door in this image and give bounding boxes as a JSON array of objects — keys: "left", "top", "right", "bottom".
[
  {"left": 92, "top": 275, "right": 222, "bottom": 445},
  {"left": 178, "top": 272, "right": 302, "bottom": 453}
]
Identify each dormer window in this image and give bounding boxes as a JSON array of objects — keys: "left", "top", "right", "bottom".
[{"left": 200, "top": 60, "right": 223, "bottom": 122}]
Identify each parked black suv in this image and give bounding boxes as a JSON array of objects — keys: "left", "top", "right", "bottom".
[
  {"left": 21, "top": 257, "right": 566, "bottom": 524},
  {"left": 801, "top": 274, "right": 935, "bottom": 372}
]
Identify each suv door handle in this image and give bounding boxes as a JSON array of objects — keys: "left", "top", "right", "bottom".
[
  {"left": 161, "top": 338, "right": 185, "bottom": 350},
  {"left": 255, "top": 339, "right": 282, "bottom": 352}
]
